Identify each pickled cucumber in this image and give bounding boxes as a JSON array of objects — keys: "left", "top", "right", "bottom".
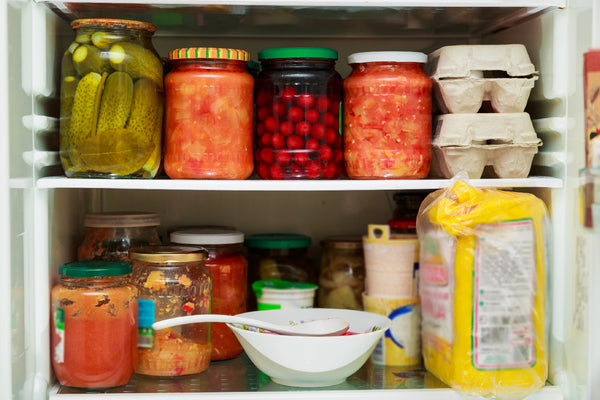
[
  {"left": 75, "top": 33, "right": 91, "bottom": 44},
  {"left": 97, "top": 71, "right": 133, "bottom": 134},
  {"left": 142, "top": 95, "right": 163, "bottom": 174},
  {"left": 109, "top": 42, "right": 163, "bottom": 88},
  {"left": 73, "top": 44, "right": 111, "bottom": 76},
  {"left": 91, "top": 31, "right": 126, "bottom": 49},
  {"left": 59, "top": 75, "right": 79, "bottom": 171},
  {"left": 127, "top": 78, "right": 161, "bottom": 138},
  {"left": 61, "top": 42, "right": 79, "bottom": 77}
]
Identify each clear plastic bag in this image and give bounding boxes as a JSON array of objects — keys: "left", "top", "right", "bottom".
[{"left": 416, "top": 178, "right": 549, "bottom": 399}]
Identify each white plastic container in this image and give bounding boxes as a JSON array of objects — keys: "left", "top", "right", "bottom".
[{"left": 251, "top": 279, "right": 317, "bottom": 310}]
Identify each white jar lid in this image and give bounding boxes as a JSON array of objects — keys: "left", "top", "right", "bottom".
[
  {"left": 347, "top": 51, "right": 427, "bottom": 64},
  {"left": 170, "top": 228, "right": 244, "bottom": 245}
]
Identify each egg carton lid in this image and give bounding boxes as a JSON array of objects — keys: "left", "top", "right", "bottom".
[
  {"left": 433, "top": 113, "right": 542, "bottom": 147},
  {"left": 427, "top": 44, "right": 537, "bottom": 79},
  {"left": 431, "top": 143, "right": 539, "bottom": 179},
  {"left": 433, "top": 76, "right": 538, "bottom": 114}
]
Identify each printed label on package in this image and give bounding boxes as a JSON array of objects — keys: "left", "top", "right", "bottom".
[
  {"left": 137, "top": 299, "right": 155, "bottom": 349},
  {"left": 53, "top": 307, "right": 65, "bottom": 364}
]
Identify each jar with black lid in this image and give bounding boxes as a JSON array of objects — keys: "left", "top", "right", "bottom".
[{"left": 255, "top": 47, "right": 343, "bottom": 180}]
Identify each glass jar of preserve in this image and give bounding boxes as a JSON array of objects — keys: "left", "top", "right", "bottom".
[
  {"left": 388, "top": 191, "right": 430, "bottom": 234},
  {"left": 170, "top": 228, "right": 247, "bottom": 361},
  {"left": 59, "top": 18, "right": 163, "bottom": 179},
  {"left": 318, "top": 236, "right": 365, "bottom": 310},
  {"left": 163, "top": 47, "right": 254, "bottom": 179},
  {"left": 343, "top": 51, "right": 432, "bottom": 179},
  {"left": 255, "top": 47, "right": 343, "bottom": 179},
  {"left": 51, "top": 260, "right": 137, "bottom": 389},
  {"left": 129, "top": 245, "right": 212, "bottom": 377},
  {"left": 77, "top": 212, "right": 161, "bottom": 262}
]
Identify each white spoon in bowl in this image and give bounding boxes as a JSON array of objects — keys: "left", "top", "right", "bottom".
[{"left": 152, "top": 314, "right": 350, "bottom": 337}]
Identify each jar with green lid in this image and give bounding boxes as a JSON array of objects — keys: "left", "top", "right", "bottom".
[
  {"left": 129, "top": 245, "right": 212, "bottom": 377},
  {"left": 51, "top": 260, "right": 137, "bottom": 389},
  {"left": 318, "top": 236, "right": 365, "bottom": 310},
  {"left": 77, "top": 211, "right": 161, "bottom": 262},
  {"left": 59, "top": 18, "right": 163, "bottom": 178},
  {"left": 255, "top": 47, "right": 343, "bottom": 179}
]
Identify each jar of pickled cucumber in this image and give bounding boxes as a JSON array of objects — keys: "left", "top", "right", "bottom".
[
  {"left": 59, "top": 18, "right": 164, "bottom": 179},
  {"left": 129, "top": 246, "right": 212, "bottom": 377}
]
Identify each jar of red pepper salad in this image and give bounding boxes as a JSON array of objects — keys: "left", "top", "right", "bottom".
[
  {"left": 129, "top": 245, "right": 212, "bottom": 377},
  {"left": 77, "top": 212, "right": 161, "bottom": 262},
  {"left": 51, "top": 260, "right": 137, "bottom": 389},
  {"left": 163, "top": 47, "right": 254, "bottom": 179},
  {"left": 343, "top": 51, "right": 432, "bottom": 179},
  {"left": 170, "top": 227, "right": 247, "bottom": 361},
  {"left": 255, "top": 47, "right": 343, "bottom": 179}
]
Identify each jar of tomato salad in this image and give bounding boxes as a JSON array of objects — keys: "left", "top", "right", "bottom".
[
  {"left": 51, "top": 260, "right": 137, "bottom": 389},
  {"left": 170, "top": 228, "right": 247, "bottom": 361},
  {"left": 59, "top": 18, "right": 163, "bottom": 179},
  {"left": 343, "top": 51, "right": 432, "bottom": 179},
  {"left": 129, "top": 246, "right": 212, "bottom": 377},
  {"left": 77, "top": 212, "right": 161, "bottom": 262},
  {"left": 164, "top": 47, "right": 254, "bottom": 179},
  {"left": 255, "top": 47, "right": 343, "bottom": 179}
]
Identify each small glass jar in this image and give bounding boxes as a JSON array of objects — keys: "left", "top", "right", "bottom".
[
  {"left": 255, "top": 47, "right": 343, "bottom": 179},
  {"left": 164, "top": 47, "right": 254, "bottom": 179},
  {"left": 51, "top": 261, "right": 137, "bottom": 389},
  {"left": 343, "top": 51, "right": 432, "bottom": 179},
  {"left": 77, "top": 212, "right": 162, "bottom": 262},
  {"left": 59, "top": 18, "right": 163, "bottom": 178},
  {"left": 170, "top": 228, "right": 247, "bottom": 361},
  {"left": 318, "top": 236, "right": 365, "bottom": 310},
  {"left": 388, "top": 191, "right": 430, "bottom": 234},
  {"left": 129, "top": 245, "right": 212, "bottom": 377}
]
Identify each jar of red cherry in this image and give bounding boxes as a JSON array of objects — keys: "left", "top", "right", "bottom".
[
  {"left": 255, "top": 47, "right": 343, "bottom": 179},
  {"left": 164, "top": 47, "right": 254, "bottom": 180},
  {"left": 170, "top": 227, "right": 247, "bottom": 361},
  {"left": 343, "top": 51, "right": 432, "bottom": 179}
]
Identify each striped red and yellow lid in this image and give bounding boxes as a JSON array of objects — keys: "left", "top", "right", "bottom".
[{"left": 169, "top": 47, "right": 250, "bottom": 61}]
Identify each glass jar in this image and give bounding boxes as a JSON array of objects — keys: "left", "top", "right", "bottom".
[
  {"left": 77, "top": 212, "right": 161, "bottom": 262},
  {"left": 59, "top": 18, "right": 163, "bottom": 178},
  {"left": 170, "top": 228, "right": 247, "bottom": 361},
  {"left": 255, "top": 47, "right": 343, "bottom": 179},
  {"left": 388, "top": 191, "right": 430, "bottom": 234},
  {"left": 343, "top": 51, "right": 432, "bottom": 179},
  {"left": 129, "top": 245, "right": 212, "bottom": 377},
  {"left": 51, "top": 261, "right": 137, "bottom": 389},
  {"left": 163, "top": 47, "right": 254, "bottom": 179}
]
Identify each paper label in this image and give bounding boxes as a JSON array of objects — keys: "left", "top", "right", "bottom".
[
  {"left": 53, "top": 308, "right": 65, "bottom": 364},
  {"left": 472, "top": 220, "right": 536, "bottom": 369},
  {"left": 137, "top": 299, "right": 155, "bottom": 349}
]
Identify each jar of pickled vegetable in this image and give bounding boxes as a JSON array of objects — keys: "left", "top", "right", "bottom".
[
  {"left": 170, "top": 228, "right": 247, "bottom": 361},
  {"left": 59, "top": 18, "right": 163, "bottom": 179},
  {"left": 129, "top": 246, "right": 212, "bottom": 377},
  {"left": 318, "top": 236, "right": 365, "bottom": 310},
  {"left": 163, "top": 47, "right": 254, "bottom": 179},
  {"left": 77, "top": 212, "right": 161, "bottom": 262},
  {"left": 343, "top": 51, "right": 432, "bottom": 179},
  {"left": 51, "top": 260, "right": 137, "bottom": 389},
  {"left": 255, "top": 47, "right": 343, "bottom": 179}
]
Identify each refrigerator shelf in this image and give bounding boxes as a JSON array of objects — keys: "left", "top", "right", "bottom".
[
  {"left": 49, "top": 354, "right": 563, "bottom": 399},
  {"left": 35, "top": 176, "right": 563, "bottom": 191}
]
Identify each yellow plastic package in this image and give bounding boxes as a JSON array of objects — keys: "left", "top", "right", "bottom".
[{"left": 417, "top": 180, "right": 549, "bottom": 399}]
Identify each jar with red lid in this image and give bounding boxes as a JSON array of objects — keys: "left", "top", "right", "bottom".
[
  {"left": 59, "top": 18, "right": 163, "bottom": 179},
  {"left": 170, "top": 228, "right": 247, "bottom": 361},
  {"left": 164, "top": 47, "right": 254, "bottom": 179},
  {"left": 129, "top": 246, "right": 212, "bottom": 377},
  {"left": 255, "top": 47, "right": 343, "bottom": 179},
  {"left": 77, "top": 212, "right": 161, "bottom": 262},
  {"left": 51, "top": 260, "right": 137, "bottom": 389},
  {"left": 343, "top": 51, "right": 432, "bottom": 179}
]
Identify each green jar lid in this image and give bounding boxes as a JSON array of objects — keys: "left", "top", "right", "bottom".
[
  {"left": 59, "top": 260, "right": 131, "bottom": 277},
  {"left": 252, "top": 279, "right": 318, "bottom": 293},
  {"left": 245, "top": 233, "right": 311, "bottom": 249},
  {"left": 258, "top": 47, "right": 338, "bottom": 61}
]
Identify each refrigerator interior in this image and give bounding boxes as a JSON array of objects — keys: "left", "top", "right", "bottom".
[{"left": 2, "top": 0, "right": 596, "bottom": 399}]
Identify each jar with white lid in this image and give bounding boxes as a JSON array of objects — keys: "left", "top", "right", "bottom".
[
  {"left": 170, "top": 227, "right": 247, "bottom": 361},
  {"left": 343, "top": 51, "right": 432, "bottom": 179}
]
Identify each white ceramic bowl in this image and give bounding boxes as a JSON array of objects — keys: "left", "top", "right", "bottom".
[{"left": 227, "top": 308, "right": 392, "bottom": 387}]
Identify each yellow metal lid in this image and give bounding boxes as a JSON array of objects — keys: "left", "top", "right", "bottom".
[{"left": 169, "top": 47, "right": 249, "bottom": 62}]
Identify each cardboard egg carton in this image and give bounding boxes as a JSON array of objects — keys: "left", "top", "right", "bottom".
[
  {"left": 427, "top": 44, "right": 538, "bottom": 114},
  {"left": 431, "top": 113, "right": 542, "bottom": 179}
]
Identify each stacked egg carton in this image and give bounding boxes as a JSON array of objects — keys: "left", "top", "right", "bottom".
[{"left": 426, "top": 44, "right": 542, "bottom": 179}]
